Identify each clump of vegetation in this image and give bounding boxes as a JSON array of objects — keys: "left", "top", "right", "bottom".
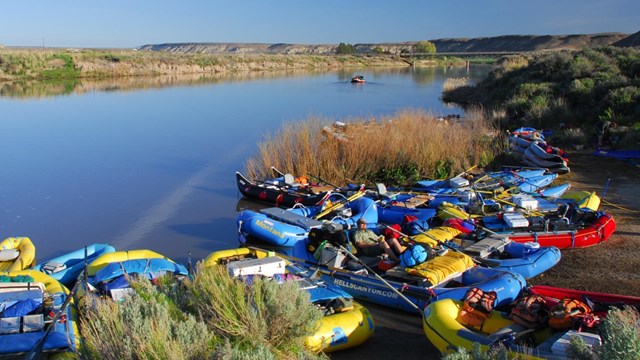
[
  {"left": 336, "top": 43, "right": 356, "bottom": 55},
  {"left": 79, "top": 265, "right": 326, "bottom": 359},
  {"left": 79, "top": 278, "right": 214, "bottom": 360},
  {"left": 414, "top": 41, "right": 437, "bottom": 54},
  {"left": 568, "top": 306, "right": 640, "bottom": 360},
  {"left": 443, "top": 47, "right": 640, "bottom": 136},
  {"left": 245, "top": 108, "right": 503, "bottom": 186}
]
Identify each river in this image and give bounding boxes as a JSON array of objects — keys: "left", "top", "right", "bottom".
[{"left": 0, "top": 65, "right": 492, "bottom": 265}]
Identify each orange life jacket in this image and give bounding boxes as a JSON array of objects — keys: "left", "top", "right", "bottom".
[
  {"left": 458, "top": 287, "right": 497, "bottom": 328},
  {"left": 548, "top": 298, "right": 593, "bottom": 330},
  {"left": 511, "top": 294, "right": 548, "bottom": 328}
]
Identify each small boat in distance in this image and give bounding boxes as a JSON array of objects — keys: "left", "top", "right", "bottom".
[{"left": 351, "top": 75, "right": 365, "bottom": 83}]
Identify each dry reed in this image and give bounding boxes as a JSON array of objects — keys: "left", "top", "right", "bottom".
[{"left": 245, "top": 108, "right": 501, "bottom": 186}]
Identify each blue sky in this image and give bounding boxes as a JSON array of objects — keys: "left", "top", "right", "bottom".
[{"left": 1, "top": 0, "right": 638, "bottom": 48}]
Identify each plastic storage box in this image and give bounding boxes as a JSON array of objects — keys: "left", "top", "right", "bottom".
[
  {"left": 503, "top": 212, "right": 529, "bottom": 228},
  {"left": 22, "top": 314, "right": 44, "bottom": 332},
  {"left": 227, "top": 256, "right": 286, "bottom": 278},
  {"left": 512, "top": 195, "right": 539, "bottom": 210},
  {"left": 0, "top": 317, "right": 20, "bottom": 334},
  {"left": 449, "top": 177, "right": 470, "bottom": 189}
]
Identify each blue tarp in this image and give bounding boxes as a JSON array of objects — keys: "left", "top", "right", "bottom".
[{"left": 92, "top": 258, "right": 189, "bottom": 285}]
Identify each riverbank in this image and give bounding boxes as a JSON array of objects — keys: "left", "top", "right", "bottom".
[{"left": 0, "top": 49, "right": 416, "bottom": 81}]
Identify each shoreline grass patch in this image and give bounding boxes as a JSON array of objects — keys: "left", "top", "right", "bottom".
[{"left": 245, "top": 108, "right": 502, "bottom": 186}]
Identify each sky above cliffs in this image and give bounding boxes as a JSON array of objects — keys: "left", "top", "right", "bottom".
[{"left": 1, "top": 0, "right": 639, "bottom": 48}]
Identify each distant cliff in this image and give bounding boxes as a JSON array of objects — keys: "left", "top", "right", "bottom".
[
  {"left": 138, "top": 33, "right": 635, "bottom": 54},
  {"left": 613, "top": 30, "right": 640, "bottom": 48}
]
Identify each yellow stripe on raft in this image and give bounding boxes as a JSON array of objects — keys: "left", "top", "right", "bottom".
[
  {"left": 562, "top": 191, "right": 600, "bottom": 211},
  {"left": 86, "top": 249, "right": 169, "bottom": 276},
  {"left": 0, "top": 237, "right": 36, "bottom": 272},
  {"left": 203, "top": 247, "right": 273, "bottom": 267},
  {"left": 305, "top": 302, "right": 375, "bottom": 353}
]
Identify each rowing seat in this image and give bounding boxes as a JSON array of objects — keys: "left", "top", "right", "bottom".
[
  {"left": 464, "top": 236, "right": 511, "bottom": 258},
  {"left": 283, "top": 173, "right": 301, "bottom": 188}
]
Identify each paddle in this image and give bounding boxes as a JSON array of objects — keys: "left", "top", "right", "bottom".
[
  {"left": 255, "top": 246, "right": 423, "bottom": 313},
  {"left": 270, "top": 166, "right": 285, "bottom": 177},
  {"left": 337, "top": 244, "right": 423, "bottom": 313},
  {"left": 307, "top": 173, "right": 341, "bottom": 189},
  {"left": 313, "top": 186, "right": 365, "bottom": 220},
  {"left": 26, "top": 246, "right": 88, "bottom": 360},
  {"left": 381, "top": 224, "right": 503, "bottom": 268}
]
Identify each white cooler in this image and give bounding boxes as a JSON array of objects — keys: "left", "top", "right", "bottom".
[
  {"left": 503, "top": 212, "right": 529, "bottom": 228},
  {"left": 227, "top": 256, "right": 286, "bottom": 278}
]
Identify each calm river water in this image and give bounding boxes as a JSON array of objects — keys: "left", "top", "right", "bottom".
[{"left": 1, "top": 65, "right": 492, "bottom": 264}]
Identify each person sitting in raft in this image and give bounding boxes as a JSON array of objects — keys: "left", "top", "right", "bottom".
[{"left": 353, "top": 218, "right": 404, "bottom": 263}]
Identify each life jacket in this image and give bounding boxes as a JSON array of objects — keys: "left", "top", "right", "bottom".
[
  {"left": 443, "top": 218, "right": 476, "bottom": 234},
  {"left": 510, "top": 294, "right": 548, "bottom": 329},
  {"left": 458, "top": 287, "right": 497, "bottom": 329},
  {"left": 384, "top": 224, "right": 402, "bottom": 239},
  {"left": 548, "top": 298, "right": 594, "bottom": 330}
]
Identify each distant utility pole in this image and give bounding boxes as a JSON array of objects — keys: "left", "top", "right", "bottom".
[{"left": 42, "top": 37, "right": 45, "bottom": 51}]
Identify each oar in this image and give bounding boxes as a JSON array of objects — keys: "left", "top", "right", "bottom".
[
  {"left": 272, "top": 246, "right": 423, "bottom": 313},
  {"left": 337, "top": 244, "right": 423, "bottom": 313},
  {"left": 26, "top": 246, "right": 88, "bottom": 360},
  {"left": 270, "top": 166, "right": 285, "bottom": 177},
  {"left": 381, "top": 224, "right": 502, "bottom": 268},
  {"left": 313, "top": 187, "right": 365, "bottom": 220},
  {"left": 307, "top": 173, "right": 341, "bottom": 189}
]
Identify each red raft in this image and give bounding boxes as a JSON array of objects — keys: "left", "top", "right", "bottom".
[
  {"left": 505, "top": 211, "right": 616, "bottom": 249},
  {"left": 527, "top": 284, "right": 640, "bottom": 317}
]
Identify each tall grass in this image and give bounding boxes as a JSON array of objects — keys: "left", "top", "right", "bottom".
[
  {"left": 0, "top": 49, "right": 407, "bottom": 80},
  {"left": 245, "top": 108, "right": 502, "bottom": 185}
]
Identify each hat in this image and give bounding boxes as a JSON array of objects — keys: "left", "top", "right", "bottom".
[{"left": 357, "top": 218, "right": 367, "bottom": 225}]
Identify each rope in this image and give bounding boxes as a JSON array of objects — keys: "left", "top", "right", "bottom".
[{"left": 601, "top": 199, "right": 640, "bottom": 213}]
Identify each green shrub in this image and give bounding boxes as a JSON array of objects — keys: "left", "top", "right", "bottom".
[
  {"left": 444, "top": 46, "right": 640, "bottom": 139},
  {"left": 79, "top": 278, "right": 214, "bottom": 360},
  {"left": 336, "top": 43, "right": 356, "bottom": 55},
  {"left": 185, "top": 264, "right": 323, "bottom": 358}
]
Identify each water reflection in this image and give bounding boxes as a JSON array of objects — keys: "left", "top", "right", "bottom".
[
  {"left": 0, "top": 65, "right": 492, "bottom": 99},
  {"left": 0, "top": 69, "right": 328, "bottom": 98}
]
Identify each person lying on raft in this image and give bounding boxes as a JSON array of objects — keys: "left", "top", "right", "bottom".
[{"left": 353, "top": 218, "right": 404, "bottom": 263}]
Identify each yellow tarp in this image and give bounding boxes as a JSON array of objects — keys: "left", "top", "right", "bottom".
[
  {"left": 411, "top": 226, "right": 461, "bottom": 247},
  {"left": 405, "top": 251, "right": 474, "bottom": 286}
]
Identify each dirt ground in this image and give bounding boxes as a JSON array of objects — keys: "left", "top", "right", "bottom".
[{"left": 331, "top": 150, "right": 640, "bottom": 360}]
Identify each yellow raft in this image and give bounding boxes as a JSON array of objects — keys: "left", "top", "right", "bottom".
[
  {"left": 85, "top": 249, "right": 168, "bottom": 276},
  {"left": 0, "top": 270, "right": 80, "bottom": 357},
  {"left": 423, "top": 298, "right": 600, "bottom": 359},
  {"left": 204, "top": 247, "right": 375, "bottom": 353},
  {"left": 561, "top": 191, "right": 600, "bottom": 211},
  {"left": 0, "top": 237, "right": 36, "bottom": 272}
]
